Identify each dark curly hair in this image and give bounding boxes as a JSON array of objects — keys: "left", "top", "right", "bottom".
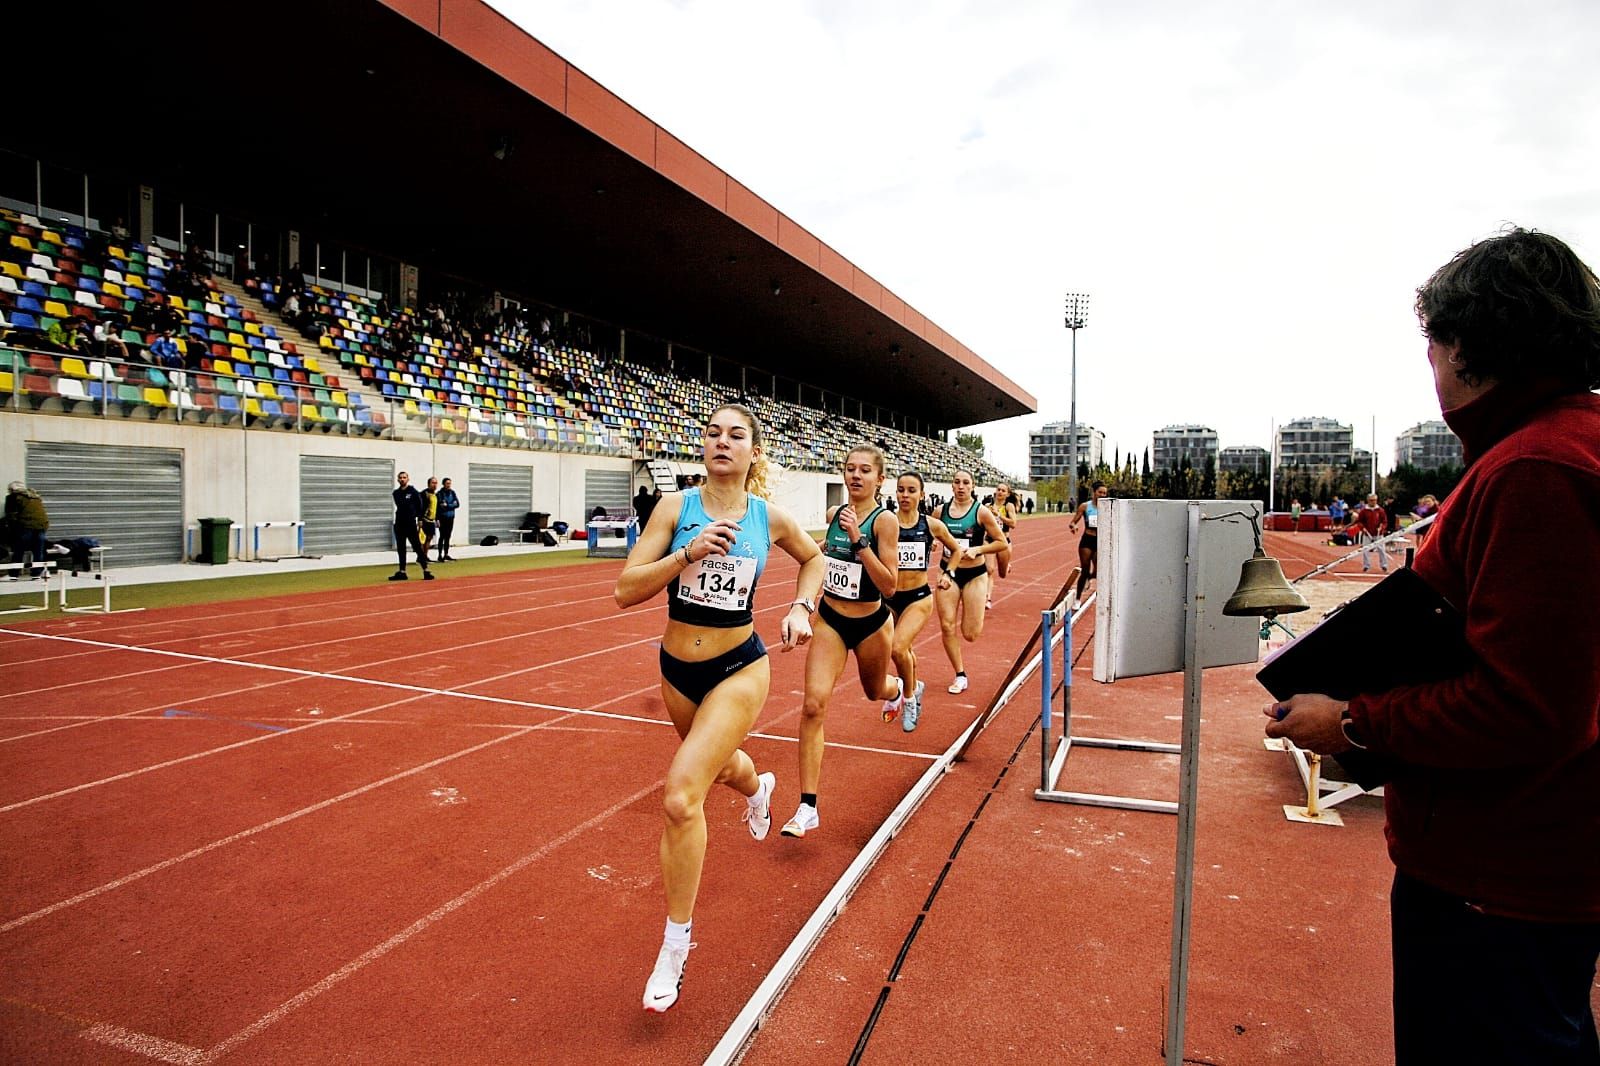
[{"left": 1416, "top": 227, "right": 1600, "bottom": 391}]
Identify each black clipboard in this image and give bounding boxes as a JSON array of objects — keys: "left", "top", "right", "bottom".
[{"left": 1256, "top": 567, "right": 1472, "bottom": 789}]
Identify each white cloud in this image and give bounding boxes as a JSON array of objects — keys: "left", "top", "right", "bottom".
[{"left": 491, "top": 0, "right": 1600, "bottom": 477}]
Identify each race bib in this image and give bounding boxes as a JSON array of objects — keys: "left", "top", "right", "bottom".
[
  {"left": 677, "top": 554, "right": 756, "bottom": 612},
  {"left": 1087, "top": 512, "right": 1099, "bottom": 530},
  {"left": 897, "top": 540, "right": 927, "bottom": 570},
  {"left": 824, "top": 555, "right": 864, "bottom": 599}
]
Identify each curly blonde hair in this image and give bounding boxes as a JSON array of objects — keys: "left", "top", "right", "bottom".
[{"left": 709, "top": 403, "right": 772, "bottom": 499}]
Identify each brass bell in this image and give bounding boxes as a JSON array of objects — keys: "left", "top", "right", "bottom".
[{"left": 1223, "top": 549, "right": 1309, "bottom": 618}]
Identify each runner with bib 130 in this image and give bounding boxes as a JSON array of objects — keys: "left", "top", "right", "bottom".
[
  {"left": 783, "top": 445, "right": 903, "bottom": 839},
  {"left": 937, "top": 470, "right": 1009, "bottom": 695},
  {"left": 884, "top": 471, "right": 965, "bottom": 732},
  {"left": 614, "top": 403, "right": 824, "bottom": 1014}
]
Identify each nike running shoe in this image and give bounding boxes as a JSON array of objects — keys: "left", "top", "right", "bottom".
[
  {"left": 902, "top": 681, "right": 926, "bottom": 733},
  {"left": 881, "top": 676, "right": 905, "bottom": 723},
  {"left": 642, "top": 941, "right": 692, "bottom": 1013},
  {"left": 742, "top": 772, "right": 775, "bottom": 841},
  {"left": 781, "top": 803, "right": 819, "bottom": 838}
]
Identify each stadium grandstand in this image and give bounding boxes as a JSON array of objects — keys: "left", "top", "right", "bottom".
[{"left": 1, "top": 0, "right": 1032, "bottom": 567}]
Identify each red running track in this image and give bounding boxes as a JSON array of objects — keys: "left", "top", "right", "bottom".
[{"left": 0, "top": 516, "right": 1080, "bottom": 1064}]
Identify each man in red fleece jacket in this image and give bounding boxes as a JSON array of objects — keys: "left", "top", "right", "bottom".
[{"left": 1267, "top": 228, "right": 1600, "bottom": 1064}]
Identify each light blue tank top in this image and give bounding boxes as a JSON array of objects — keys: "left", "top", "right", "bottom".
[{"left": 666, "top": 489, "right": 771, "bottom": 627}]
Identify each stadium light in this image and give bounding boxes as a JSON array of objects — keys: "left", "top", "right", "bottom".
[{"left": 1064, "top": 293, "right": 1090, "bottom": 509}]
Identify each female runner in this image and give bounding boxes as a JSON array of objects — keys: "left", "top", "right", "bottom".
[
  {"left": 1068, "top": 480, "right": 1109, "bottom": 600},
  {"left": 936, "top": 471, "right": 1009, "bottom": 694},
  {"left": 885, "top": 471, "right": 964, "bottom": 732},
  {"left": 985, "top": 483, "right": 1019, "bottom": 593},
  {"left": 782, "top": 445, "right": 902, "bottom": 838},
  {"left": 614, "top": 403, "right": 824, "bottom": 1013}
]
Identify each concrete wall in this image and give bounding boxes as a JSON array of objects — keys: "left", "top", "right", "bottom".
[{"left": 0, "top": 415, "right": 1034, "bottom": 555}]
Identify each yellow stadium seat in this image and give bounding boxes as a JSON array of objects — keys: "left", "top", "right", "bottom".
[
  {"left": 245, "top": 398, "right": 264, "bottom": 417},
  {"left": 43, "top": 300, "right": 70, "bottom": 318},
  {"left": 212, "top": 360, "right": 233, "bottom": 376},
  {"left": 61, "top": 357, "right": 91, "bottom": 378},
  {"left": 143, "top": 387, "right": 171, "bottom": 407},
  {"left": 0, "top": 261, "right": 22, "bottom": 278},
  {"left": 226, "top": 332, "right": 245, "bottom": 347},
  {"left": 9, "top": 235, "right": 32, "bottom": 252},
  {"left": 107, "top": 246, "right": 126, "bottom": 259},
  {"left": 102, "top": 282, "right": 124, "bottom": 298}
]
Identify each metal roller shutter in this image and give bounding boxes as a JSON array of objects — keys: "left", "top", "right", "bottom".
[
  {"left": 25, "top": 442, "right": 184, "bottom": 566},
  {"left": 468, "top": 463, "right": 533, "bottom": 542},
  {"left": 300, "top": 455, "right": 395, "bottom": 555},
  {"left": 584, "top": 469, "right": 631, "bottom": 521}
]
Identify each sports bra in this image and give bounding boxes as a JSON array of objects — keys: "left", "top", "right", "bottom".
[
  {"left": 895, "top": 514, "right": 933, "bottom": 573},
  {"left": 941, "top": 500, "right": 987, "bottom": 561},
  {"left": 821, "top": 503, "right": 886, "bottom": 603},
  {"left": 666, "top": 489, "right": 770, "bottom": 627}
]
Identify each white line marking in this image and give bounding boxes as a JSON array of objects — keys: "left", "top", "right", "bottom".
[
  {"left": 201, "top": 778, "right": 662, "bottom": 1062},
  {"left": 1, "top": 722, "right": 541, "bottom": 932},
  {"left": 81, "top": 1022, "right": 207, "bottom": 1064}
]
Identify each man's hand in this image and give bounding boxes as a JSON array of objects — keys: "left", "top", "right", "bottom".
[{"left": 1264, "top": 693, "right": 1352, "bottom": 754}]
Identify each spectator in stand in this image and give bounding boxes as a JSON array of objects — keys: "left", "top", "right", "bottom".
[
  {"left": 1356, "top": 492, "right": 1390, "bottom": 572},
  {"left": 1267, "top": 227, "right": 1600, "bottom": 1065},
  {"left": 282, "top": 291, "right": 301, "bottom": 323},
  {"left": 148, "top": 329, "right": 182, "bottom": 369},
  {"left": 94, "top": 319, "right": 130, "bottom": 363},
  {"left": 184, "top": 243, "right": 211, "bottom": 278},
  {"left": 1025, "top": 497, "right": 1034, "bottom": 515},
  {"left": 389, "top": 471, "right": 434, "bottom": 582},
  {"left": 435, "top": 477, "right": 460, "bottom": 561},
  {"left": 4, "top": 482, "right": 49, "bottom": 579}
]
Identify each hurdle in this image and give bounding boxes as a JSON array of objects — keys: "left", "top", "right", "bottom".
[
  {"left": 0, "top": 561, "right": 55, "bottom": 614},
  {"left": 1031, "top": 585, "right": 1182, "bottom": 813},
  {"left": 252, "top": 520, "right": 308, "bottom": 561},
  {"left": 55, "top": 549, "right": 142, "bottom": 615}
]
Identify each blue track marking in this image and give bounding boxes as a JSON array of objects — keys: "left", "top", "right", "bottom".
[{"left": 162, "top": 708, "right": 290, "bottom": 733}]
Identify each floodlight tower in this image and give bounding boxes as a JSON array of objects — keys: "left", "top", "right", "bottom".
[{"left": 1064, "top": 293, "right": 1091, "bottom": 509}]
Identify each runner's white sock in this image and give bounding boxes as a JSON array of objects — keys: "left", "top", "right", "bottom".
[{"left": 664, "top": 917, "right": 692, "bottom": 949}]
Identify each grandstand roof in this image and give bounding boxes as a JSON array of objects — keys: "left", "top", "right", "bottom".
[{"left": 20, "top": 0, "right": 1034, "bottom": 431}]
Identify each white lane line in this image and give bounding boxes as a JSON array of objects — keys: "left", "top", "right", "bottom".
[
  {"left": 2, "top": 721, "right": 542, "bottom": 933},
  {"left": 200, "top": 778, "right": 662, "bottom": 1063},
  {"left": 80, "top": 1023, "right": 206, "bottom": 1065}
]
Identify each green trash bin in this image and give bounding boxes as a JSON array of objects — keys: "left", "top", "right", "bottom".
[{"left": 198, "top": 517, "right": 233, "bottom": 565}]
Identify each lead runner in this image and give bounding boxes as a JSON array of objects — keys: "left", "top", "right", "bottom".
[{"left": 614, "top": 403, "right": 824, "bottom": 1013}]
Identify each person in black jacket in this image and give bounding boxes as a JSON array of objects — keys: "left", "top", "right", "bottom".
[
  {"left": 435, "top": 477, "right": 461, "bottom": 561},
  {"left": 390, "top": 472, "right": 434, "bottom": 581}
]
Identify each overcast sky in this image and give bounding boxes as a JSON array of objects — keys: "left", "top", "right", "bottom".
[{"left": 490, "top": 0, "right": 1600, "bottom": 479}]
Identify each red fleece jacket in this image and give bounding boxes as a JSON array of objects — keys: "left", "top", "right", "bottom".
[{"left": 1348, "top": 382, "right": 1600, "bottom": 921}]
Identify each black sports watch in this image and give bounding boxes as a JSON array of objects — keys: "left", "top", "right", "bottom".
[{"left": 851, "top": 536, "right": 871, "bottom": 555}]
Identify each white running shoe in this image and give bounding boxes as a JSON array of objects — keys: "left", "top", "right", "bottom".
[
  {"left": 643, "top": 941, "right": 692, "bottom": 1013},
  {"left": 742, "top": 771, "right": 775, "bottom": 841},
  {"left": 902, "top": 681, "right": 926, "bottom": 733},
  {"left": 781, "top": 803, "right": 819, "bottom": 838},
  {"left": 948, "top": 674, "right": 969, "bottom": 695},
  {"left": 881, "top": 676, "right": 905, "bottom": 723}
]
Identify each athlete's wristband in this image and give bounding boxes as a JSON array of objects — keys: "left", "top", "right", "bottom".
[
  {"left": 790, "top": 598, "right": 815, "bottom": 615},
  {"left": 679, "top": 545, "right": 693, "bottom": 567}
]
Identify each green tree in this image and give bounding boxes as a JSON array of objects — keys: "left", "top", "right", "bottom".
[{"left": 956, "top": 432, "right": 985, "bottom": 458}]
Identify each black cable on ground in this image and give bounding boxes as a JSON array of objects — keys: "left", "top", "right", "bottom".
[{"left": 846, "top": 717, "right": 1041, "bottom": 1063}]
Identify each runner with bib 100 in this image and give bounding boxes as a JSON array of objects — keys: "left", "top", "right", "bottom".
[
  {"left": 782, "top": 444, "right": 904, "bottom": 840},
  {"left": 614, "top": 403, "right": 825, "bottom": 1015}
]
